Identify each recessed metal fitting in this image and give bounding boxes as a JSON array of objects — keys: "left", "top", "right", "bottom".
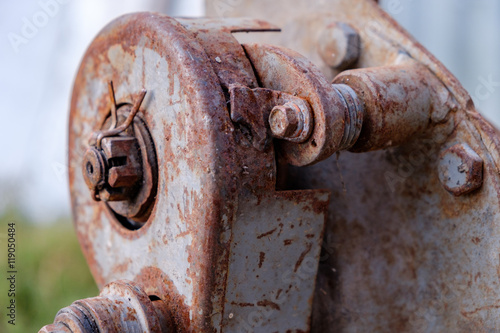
[
  {"left": 83, "top": 82, "right": 147, "bottom": 202},
  {"left": 438, "top": 143, "right": 484, "bottom": 196},
  {"left": 82, "top": 82, "right": 158, "bottom": 223}
]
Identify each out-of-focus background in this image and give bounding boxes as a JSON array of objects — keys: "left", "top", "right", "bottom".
[{"left": 0, "top": 0, "right": 499, "bottom": 331}]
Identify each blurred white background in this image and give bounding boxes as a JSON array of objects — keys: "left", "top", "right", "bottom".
[
  {"left": 0, "top": 0, "right": 499, "bottom": 223},
  {"left": 0, "top": 0, "right": 204, "bottom": 223}
]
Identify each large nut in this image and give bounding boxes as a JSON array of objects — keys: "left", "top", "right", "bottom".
[
  {"left": 38, "top": 280, "right": 174, "bottom": 333},
  {"left": 269, "top": 104, "right": 300, "bottom": 138},
  {"left": 82, "top": 136, "right": 143, "bottom": 203},
  {"left": 317, "top": 22, "right": 360, "bottom": 70},
  {"left": 101, "top": 136, "right": 142, "bottom": 188},
  {"left": 438, "top": 143, "right": 483, "bottom": 196}
]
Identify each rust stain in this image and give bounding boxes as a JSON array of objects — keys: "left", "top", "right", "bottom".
[
  {"left": 230, "top": 302, "right": 254, "bottom": 307},
  {"left": 135, "top": 267, "right": 191, "bottom": 331},
  {"left": 294, "top": 243, "right": 313, "bottom": 273},
  {"left": 258, "top": 251, "right": 266, "bottom": 268},
  {"left": 257, "top": 227, "right": 278, "bottom": 239},
  {"left": 257, "top": 300, "right": 281, "bottom": 310},
  {"left": 462, "top": 304, "right": 500, "bottom": 318},
  {"left": 124, "top": 307, "right": 138, "bottom": 321}
]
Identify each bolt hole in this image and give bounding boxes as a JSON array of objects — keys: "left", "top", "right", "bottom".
[
  {"left": 86, "top": 162, "right": 94, "bottom": 175},
  {"left": 311, "top": 139, "right": 317, "bottom": 147}
]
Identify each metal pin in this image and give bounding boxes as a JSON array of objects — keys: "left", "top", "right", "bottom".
[
  {"left": 108, "top": 81, "right": 118, "bottom": 130},
  {"left": 96, "top": 89, "right": 147, "bottom": 148}
]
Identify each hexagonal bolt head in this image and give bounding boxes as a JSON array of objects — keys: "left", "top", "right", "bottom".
[
  {"left": 438, "top": 143, "right": 484, "bottom": 196},
  {"left": 317, "top": 22, "right": 361, "bottom": 70},
  {"left": 268, "top": 101, "right": 313, "bottom": 143},
  {"left": 269, "top": 104, "right": 300, "bottom": 138},
  {"left": 101, "top": 136, "right": 142, "bottom": 188},
  {"left": 82, "top": 136, "right": 143, "bottom": 202}
]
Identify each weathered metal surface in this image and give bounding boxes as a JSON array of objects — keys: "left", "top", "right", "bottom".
[
  {"left": 333, "top": 57, "right": 456, "bottom": 152},
  {"left": 229, "top": 85, "right": 313, "bottom": 149},
  {"left": 243, "top": 43, "right": 349, "bottom": 166},
  {"left": 66, "top": 12, "right": 329, "bottom": 333},
  {"left": 244, "top": 46, "right": 454, "bottom": 163},
  {"left": 207, "top": 0, "right": 500, "bottom": 331},
  {"left": 176, "top": 18, "right": 279, "bottom": 90},
  {"left": 222, "top": 190, "right": 329, "bottom": 333}
]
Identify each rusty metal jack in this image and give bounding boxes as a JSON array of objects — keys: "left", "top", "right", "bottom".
[{"left": 40, "top": 1, "right": 500, "bottom": 332}]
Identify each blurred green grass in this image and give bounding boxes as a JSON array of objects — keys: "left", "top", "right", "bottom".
[{"left": 0, "top": 209, "right": 98, "bottom": 332}]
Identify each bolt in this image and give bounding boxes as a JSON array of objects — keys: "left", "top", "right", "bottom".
[
  {"left": 268, "top": 101, "right": 313, "bottom": 143},
  {"left": 438, "top": 143, "right": 483, "bottom": 196},
  {"left": 317, "top": 22, "right": 360, "bottom": 70},
  {"left": 269, "top": 103, "right": 300, "bottom": 137}
]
